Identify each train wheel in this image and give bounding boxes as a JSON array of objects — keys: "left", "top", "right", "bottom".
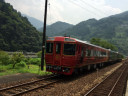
[
  {"left": 101, "top": 63, "right": 104, "bottom": 67},
  {"left": 93, "top": 64, "right": 96, "bottom": 69},
  {"left": 80, "top": 68, "right": 84, "bottom": 74},
  {"left": 73, "top": 68, "right": 79, "bottom": 75},
  {"left": 87, "top": 65, "right": 91, "bottom": 71},
  {"left": 99, "top": 63, "right": 102, "bottom": 68}
]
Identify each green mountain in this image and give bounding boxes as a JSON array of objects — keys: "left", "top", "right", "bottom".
[
  {"left": 22, "top": 14, "right": 43, "bottom": 29},
  {"left": 38, "top": 21, "right": 74, "bottom": 37},
  {"left": 57, "top": 12, "right": 128, "bottom": 56},
  {"left": 0, "top": 1, "right": 42, "bottom": 52}
]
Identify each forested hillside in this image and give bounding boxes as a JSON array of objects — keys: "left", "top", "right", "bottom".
[
  {"left": 57, "top": 12, "right": 128, "bottom": 56},
  {"left": 38, "top": 21, "right": 74, "bottom": 37},
  {"left": 22, "top": 14, "right": 43, "bottom": 29},
  {"left": 0, "top": 1, "right": 42, "bottom": 52}
]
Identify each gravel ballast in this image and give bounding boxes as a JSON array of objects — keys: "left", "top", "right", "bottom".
[{"left": 24, "top": 62, "right": 122, "bottom": 96}]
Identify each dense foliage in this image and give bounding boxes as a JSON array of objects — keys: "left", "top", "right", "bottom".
[
  {"left": 0, "top": 51, "right": 10, "bottom": 65},
  {"left": 38, "top": 21, "right": 74, "bottom": 37},
  {"left": 0, "top": 1, "right": 42, "bottom": 52},
  {"left": 90, "top": 38, "right": 118, "bottom": 51},
  {"left": 37, "top": 51, "right": 42, "bottom": 58},
  {"left": 11, "top": 52, "right": 25, "bottom": 68}
]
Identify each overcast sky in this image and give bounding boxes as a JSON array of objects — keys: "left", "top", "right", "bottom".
[{"left": 5, "top": 0, "right": 128, "bottom": 25}]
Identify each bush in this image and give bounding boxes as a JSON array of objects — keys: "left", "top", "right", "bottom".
[
  {"left": 37, "top": 51, "right": 42, "bottom": 58},
  {"left": 29, "top": 58, "right": 41, "bottom": 65},
  {"left": 16, "top": 61, "right": 27, "bottom": 68},
  {"left": 11, "top": 52, "right": 25, "bottom": 63},
  {"left": 10, "top": 52, "right": 25, "bottom": 68},
  {"left": 0, "top": 51, "right": 10, "bottom": 65}
]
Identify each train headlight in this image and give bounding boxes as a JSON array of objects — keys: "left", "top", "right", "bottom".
[{"left": 63, "top": 68, "right": 70, "bottom": 73}]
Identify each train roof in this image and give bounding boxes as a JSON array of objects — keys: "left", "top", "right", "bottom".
[
  {"left": 75, "top": 38, "right": 108, "bottom": 51},
  {"left": 47, "top": 36, "right": 118, "bottom": 53}
]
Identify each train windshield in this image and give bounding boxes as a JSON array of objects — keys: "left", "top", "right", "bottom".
[
  {"left": 56, "top": 43, "right": 61, "bottom": 54},
  {"left": 46, "top": 43, "right": 53, "bottom": 53},
  {"left": 64, "top": 44, "right": 76, "bottom": 55}
]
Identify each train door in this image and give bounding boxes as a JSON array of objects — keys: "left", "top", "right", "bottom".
[{"left": 54, "top": 42, "right": 62, "bottom": 66}]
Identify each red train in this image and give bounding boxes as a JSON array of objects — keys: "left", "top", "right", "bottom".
[{"left": 45, "top": 36, "right": 123, "bottom": 75}]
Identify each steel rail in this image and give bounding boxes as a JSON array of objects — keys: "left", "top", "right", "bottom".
[
  {"left": 108, "top": 64, "right": 127, "bottom": 96},
  {"left": 12, "top": 80, "right": 60, "bottom": 96},
  {"left": 84, "top": 64, "right": 125, "bottom": 96},
  {"left": 0, "top": 74, "right": 57, "bottom": 92}
]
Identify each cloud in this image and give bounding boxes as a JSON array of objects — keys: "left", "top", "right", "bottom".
[
  {"left": 5, "top": 0, "right": 122, "bottom": 24},
  {"left": 5, "top": 0, "right": 45, "bottom": 21}
]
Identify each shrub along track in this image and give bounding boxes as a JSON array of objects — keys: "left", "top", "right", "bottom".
[{"left": 0, "top": 74, "right": 61, "bottom": 96}]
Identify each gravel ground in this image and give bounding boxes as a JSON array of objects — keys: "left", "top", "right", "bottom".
[
  {"left": 0, "top": 73, "right": 40, "bottom": 84},
  {"left": 23, "top": 62, "right": 122, "bottom": 96},
  {"left": 0, "top": 73, "right": 41, "bottom": 89},
  {"left": 0, "top": 62, "right": 123, "bottom": 96}
]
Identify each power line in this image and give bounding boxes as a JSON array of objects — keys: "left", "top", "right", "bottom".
[
  {"left": 68, "top": 0, "right": 102, "bottom": 18},
  {"left": 80, "top": 0, "right": 108, "bottom": 16}
]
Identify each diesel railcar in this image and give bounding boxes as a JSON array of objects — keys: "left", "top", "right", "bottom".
[{"left": 45, "top": 36, "right": 123, "bottom": 75}]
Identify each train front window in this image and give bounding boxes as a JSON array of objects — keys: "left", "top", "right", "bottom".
[
  {"left": 64, "top": 44, "right": 76, "bottom": 55},
  {"left": 46, "top": 43, "right": 53, "bottom": 53},
  {"left": 56, "top": 43, "right": 61, "bottom": 54}
]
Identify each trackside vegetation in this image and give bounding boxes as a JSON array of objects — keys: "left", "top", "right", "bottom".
[
  {"left": 90, "top": 38, "right": 118, "bottom": 51},
  {"left": 0, "top": 51, "right": 51, "bottom": 76}
]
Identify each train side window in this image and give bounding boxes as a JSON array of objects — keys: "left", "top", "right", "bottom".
[
  {"left": 78, "top": 46, "right": 81, "bottom": 54},
  {"left": 106, "top": 52, "right": 107, "bottom": 57},
  {"left": 86, "top": 49, "right": 91, "bottom": 57},
  {"left": 89, "top": 50, "right": 91, "bottom": 56},
  {"left": 86, "top": 49, "right": 88, "bottom": 56},
  {"left": 56, "top": 43, "right": 61, "bottom": 54},
  {"left": 64, "top": 44, "right": 76, "bottom": 55},
  {"left": 98, "top": 51, "right": 100, "bottom": 56},
  {"left": 100, "top": 51, "right": 102, "bottom": 57},
  {"left": 94, "top": 50, "right": 96, "bottom": 56},
  {"left": 81, "top": 47, "right": 84, "bottom": 56},
  {"left": 46, "top": 43, "right": 53, "bottom": 53},
  {"left": 91, "top": 50, "right": 93, "bottom": 56},
  {"left": 96, "top": 51, "right": 98, "bottom": 56},
  {"left": 101, "top": 52, "right": 103, "bottom": 57}
]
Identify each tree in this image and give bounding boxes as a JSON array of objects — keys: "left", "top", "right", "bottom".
[
  {"left": 0, "top": 0, "right": 5, "bottom": 2},
  {"left": 90, "top": 38, "right": 118, "bottom": 51},
  {"left": 37, "top": 51, "right": 42, "bottom": 58},
  {"left": 11, "top": 52, "right": 25, "bottom": 68},
  {"left": 0, "top": 51, "right": 9, "bottom": 65}
]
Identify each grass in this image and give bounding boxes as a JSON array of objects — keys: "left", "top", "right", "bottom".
[
  {"left": 0, "top": 54, "right": 51, "bottom": 76},
  {"left": 0, "top": 64, "right": 51, "bottom": 76}
]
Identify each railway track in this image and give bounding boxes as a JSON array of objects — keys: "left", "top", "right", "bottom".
[
  {"left": 0, "top": 74, "right": 60, "bottom": 96},
  {"left": 84, "top": 62, "right": 128, "bottom": 96}
]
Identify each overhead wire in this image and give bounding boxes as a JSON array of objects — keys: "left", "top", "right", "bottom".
[
  {"left": 80, "top": 0, "right": 108, "bottom": 16},
  {"left": 46, "top": 0, "right": 108, "bottom": 25},
  {"left": 68, "top": 0, "right": 103, "bottom": 18}
]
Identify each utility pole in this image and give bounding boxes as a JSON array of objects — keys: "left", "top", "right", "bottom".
[{"left": 41, "top": 0, "right": 48, "bottom": 70}]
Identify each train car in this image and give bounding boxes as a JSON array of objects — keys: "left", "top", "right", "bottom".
[{"left": 45, "top": 36, "right": 122, "bottom": 75}]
